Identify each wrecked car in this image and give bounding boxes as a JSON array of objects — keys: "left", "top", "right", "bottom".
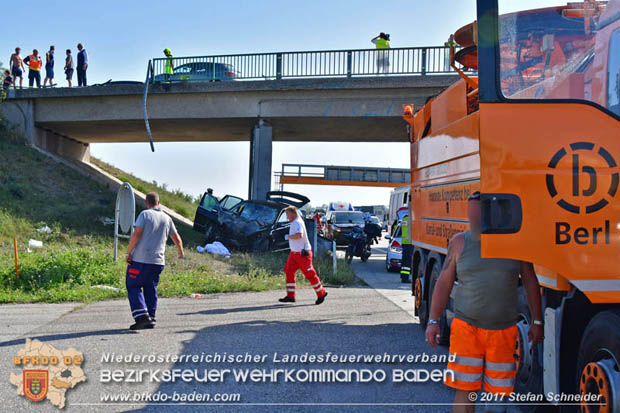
[{"left": 193, "top": 191, "right": 310, "bottom": 252}]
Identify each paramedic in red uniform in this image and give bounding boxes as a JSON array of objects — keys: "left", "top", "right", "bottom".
[{"left": 279, "top": 206, "right": 328, "bottom": 305}]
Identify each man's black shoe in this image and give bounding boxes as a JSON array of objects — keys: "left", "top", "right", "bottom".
[
  {"left": 130, "top": 315, "right": 153, "bottom": 330},
  {"left": 315, "top": 292, "right": 328, "bottom": 305},
  {"left": 144, "top": 318, "right": 156, "bottom": 329},
  {"left": 278, "top": 296, "right": 295, "bottom": 303}
]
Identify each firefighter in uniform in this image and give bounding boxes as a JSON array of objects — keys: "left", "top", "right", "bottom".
[
  {"left": 400, "top": 211, "right": 413, "bottom": 283},
  {"left": 163, "top": 48, "right": 174, "bottom": 83}
]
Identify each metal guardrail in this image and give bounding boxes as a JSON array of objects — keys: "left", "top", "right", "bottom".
[
  {"left": 150, "top": 46, "right": 463, "bottom": 82},
  {"left": 276, "top": 163, "right": 411, "bottom": 185}
]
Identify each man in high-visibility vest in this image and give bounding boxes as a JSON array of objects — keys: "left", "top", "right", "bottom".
[
  {"left": 23, "top": 50, "right": 42, "bottom": 88},
  {"left": 163, "top": 48, "right": 174, "bottom": 83},
  {"left": 400, "top": 210, "right": 413, "bottom": 283},
  {"left": 371, "top": 32, "right": 390, "bottom": 73},
  {"left": 444, "top": 35, "right": 457, "bottom": 72}
]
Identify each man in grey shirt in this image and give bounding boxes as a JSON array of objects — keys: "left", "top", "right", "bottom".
[{"left": 125, "top": 192, "right": 184, "bottom": 330}]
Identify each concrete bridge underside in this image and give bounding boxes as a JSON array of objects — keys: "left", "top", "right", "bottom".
[{"left": 2, "top": 75, "right": 458, "bottom": 199}]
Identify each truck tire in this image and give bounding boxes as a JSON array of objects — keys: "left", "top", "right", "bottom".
[
  {"left": 575, "top": 309, "right": 620, "bottom": 413},
  {"left": 513, "top": 287, "right": 545, "bottom": 412},
  {"left": 428, "top": 259, "right": 450, "bottom": 346},
  {"left": 414, "top": 262, "right": 428, "bottom": 328}
]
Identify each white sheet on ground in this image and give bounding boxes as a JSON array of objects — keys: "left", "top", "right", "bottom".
[{"left": 197, "top": 241, "right": 231, "bottom": 257}]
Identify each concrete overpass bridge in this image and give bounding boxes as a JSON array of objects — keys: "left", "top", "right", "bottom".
[
  {"left": 276, "top": 163, "right": 410, "bottom": 189},
  {"left": 1, "top": 46, "right": 461, "bottom": 199}
]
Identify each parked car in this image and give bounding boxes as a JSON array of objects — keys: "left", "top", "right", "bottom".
[
  {"left": 154, "top": 62, "right": 240, "bottom": 83},
  {"left": 384, "top": 224, "right": 402, "bottom": 272},
  {"left": 323, "top": 210, "right": 366, "bottom": 245},
  {"left": 193, "top": 191, "right": 310, "bottom": 251}
]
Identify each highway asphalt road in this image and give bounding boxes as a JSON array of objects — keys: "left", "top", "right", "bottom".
[{"left": 0, "top": 240, "right": 456, "bottom": 412}]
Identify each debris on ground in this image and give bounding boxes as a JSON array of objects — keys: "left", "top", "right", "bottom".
[
  {"left": 98, "top": 216, "right": 115, "bottom": 226},
  {"left": 196, "top": 241, "right": 231, "bottom": 258},
  {"left": 91, "top": 285, "right": 120, "bottom": 292},
  {"left": 190, "top": 293, "right": 205, "bottom": 298},
  {"left": 26, "top": 239, "right": 43, "bottom": 252},
  {"left": 37, "top": 225, "right": 52, "bottom": 234}
]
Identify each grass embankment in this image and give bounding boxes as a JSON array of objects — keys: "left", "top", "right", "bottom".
[
  {"left": 90, "top": 157, "right": 199, "bottom": 220},
  {"left": 0, "top": 132, "right": 355, "bottom": 303}
]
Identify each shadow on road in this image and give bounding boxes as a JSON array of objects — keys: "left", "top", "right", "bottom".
[
  {"left": 127, "top": 318, "right": 451, "bottom": 413},
  {"left": 177, "top": 303, "right": 316, "bottom": 317},
  {"left": 0, "top": 329, "right": 135, "bottom": 348}
]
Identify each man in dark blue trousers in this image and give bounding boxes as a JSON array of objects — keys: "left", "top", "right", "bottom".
[{"left": 125, "top": 192, "right": 184, "bottom": 330}]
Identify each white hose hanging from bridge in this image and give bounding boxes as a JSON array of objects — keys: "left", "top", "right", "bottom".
[{"left": 143, "top": 60, "right": 155, "bottom": 152}]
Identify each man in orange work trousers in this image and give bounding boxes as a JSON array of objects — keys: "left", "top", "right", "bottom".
[
  {"left": 279, "top": 206, "right": 327, "bottom": 305},
  {"left": 426, "top": 192, "right": 543, "bottom": 413}
]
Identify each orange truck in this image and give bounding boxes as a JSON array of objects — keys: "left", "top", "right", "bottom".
[{"left": 403, "top": 0, "right": 619, "bottom": 409}]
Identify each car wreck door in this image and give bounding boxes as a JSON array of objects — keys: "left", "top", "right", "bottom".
[
  {"left": 193, "top": 193, "right": 219, "bottom": 233},
  {"left": 193, "top": 194, "right": 243, "bottom": 234},
  {"left": 271, "top": 212, "right": 291, "bottom": 249}
]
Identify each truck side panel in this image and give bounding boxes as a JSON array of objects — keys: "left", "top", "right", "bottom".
[{"left": 479, "top": 102, "right": 620, "bottom": 304}]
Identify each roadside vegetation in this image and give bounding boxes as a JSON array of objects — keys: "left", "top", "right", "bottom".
[
  {"left": 0, "top": 128, "right": 355, "bottom": 304},
  {"left": 90, "top": 157, "right": 199, "bottom": 220}
]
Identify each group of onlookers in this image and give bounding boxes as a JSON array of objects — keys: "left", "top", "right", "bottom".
[{"left": 5, "top": 43, "right": 88, "bottom": 89}]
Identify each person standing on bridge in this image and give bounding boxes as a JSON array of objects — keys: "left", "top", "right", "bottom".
[
  {"left": 444, "top": 35, "right": 457, "bottom": 72},
  {"left": 2, "top": 70, "right": 13, "bottom": 100},
  {"left": 125, "top": 192, "right": 185, "bottom": 330},
  {"left": 9, "top": 47, "right": 25, "bottom": 89},
  {"left": 371, "top": 32, "right": 390, "bottom": 73},
  {"left": 64, "top": 49, "right": 74, "bottom": 87},
  {"left": 163, "top": 48, "right": 174, "bottom": 83},
  {"left": 43, "top": 45, "right": 55, "bottom": 87},
  {"left": 76, "top": 43, "right": 88, "bottom": 87},
  {"left": 23, "top": 49, "right": 42, "bottom": 88},
  {"left": 279, "top": 206, "right": 327, "bottom": 305},
  {"left": 426, "top": 192, "right": 543, "bottom": 412}
]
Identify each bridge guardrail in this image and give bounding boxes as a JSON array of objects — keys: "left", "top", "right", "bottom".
[
  {"left": 150, "top": 46, "right": 466, "bottom": 83},
  {"left": 276, "top": 163, "right": 411, "bottom": 184}
]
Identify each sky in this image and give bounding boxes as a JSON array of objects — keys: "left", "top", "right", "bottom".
[{"left": 1, "top": 0, "right": 558, "bottom": 207}]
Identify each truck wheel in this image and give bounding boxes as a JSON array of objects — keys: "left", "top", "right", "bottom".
[
  {"left": 428, "top": 259, "right": 449, "bottom": 346},
  {"left": 513, "top": 287, "right": 544, "bottom": 412},
  {"left": 575, "top": 310, "right": 620, "bottom": 413},
  {"left": 414, "top": 264, "right": 428, "bottom": 328}
]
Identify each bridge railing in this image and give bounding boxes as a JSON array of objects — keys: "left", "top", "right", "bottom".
[
  {"left": 150, "top": 46, "right": 465, "bottom": 82},
  {"left": 276, "top": 163, "right": 411, "bottom": 184}
]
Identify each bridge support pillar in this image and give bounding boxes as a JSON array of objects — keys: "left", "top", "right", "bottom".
[{"left": 248, "top": 120, "right": 272, "bottom": 200}]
